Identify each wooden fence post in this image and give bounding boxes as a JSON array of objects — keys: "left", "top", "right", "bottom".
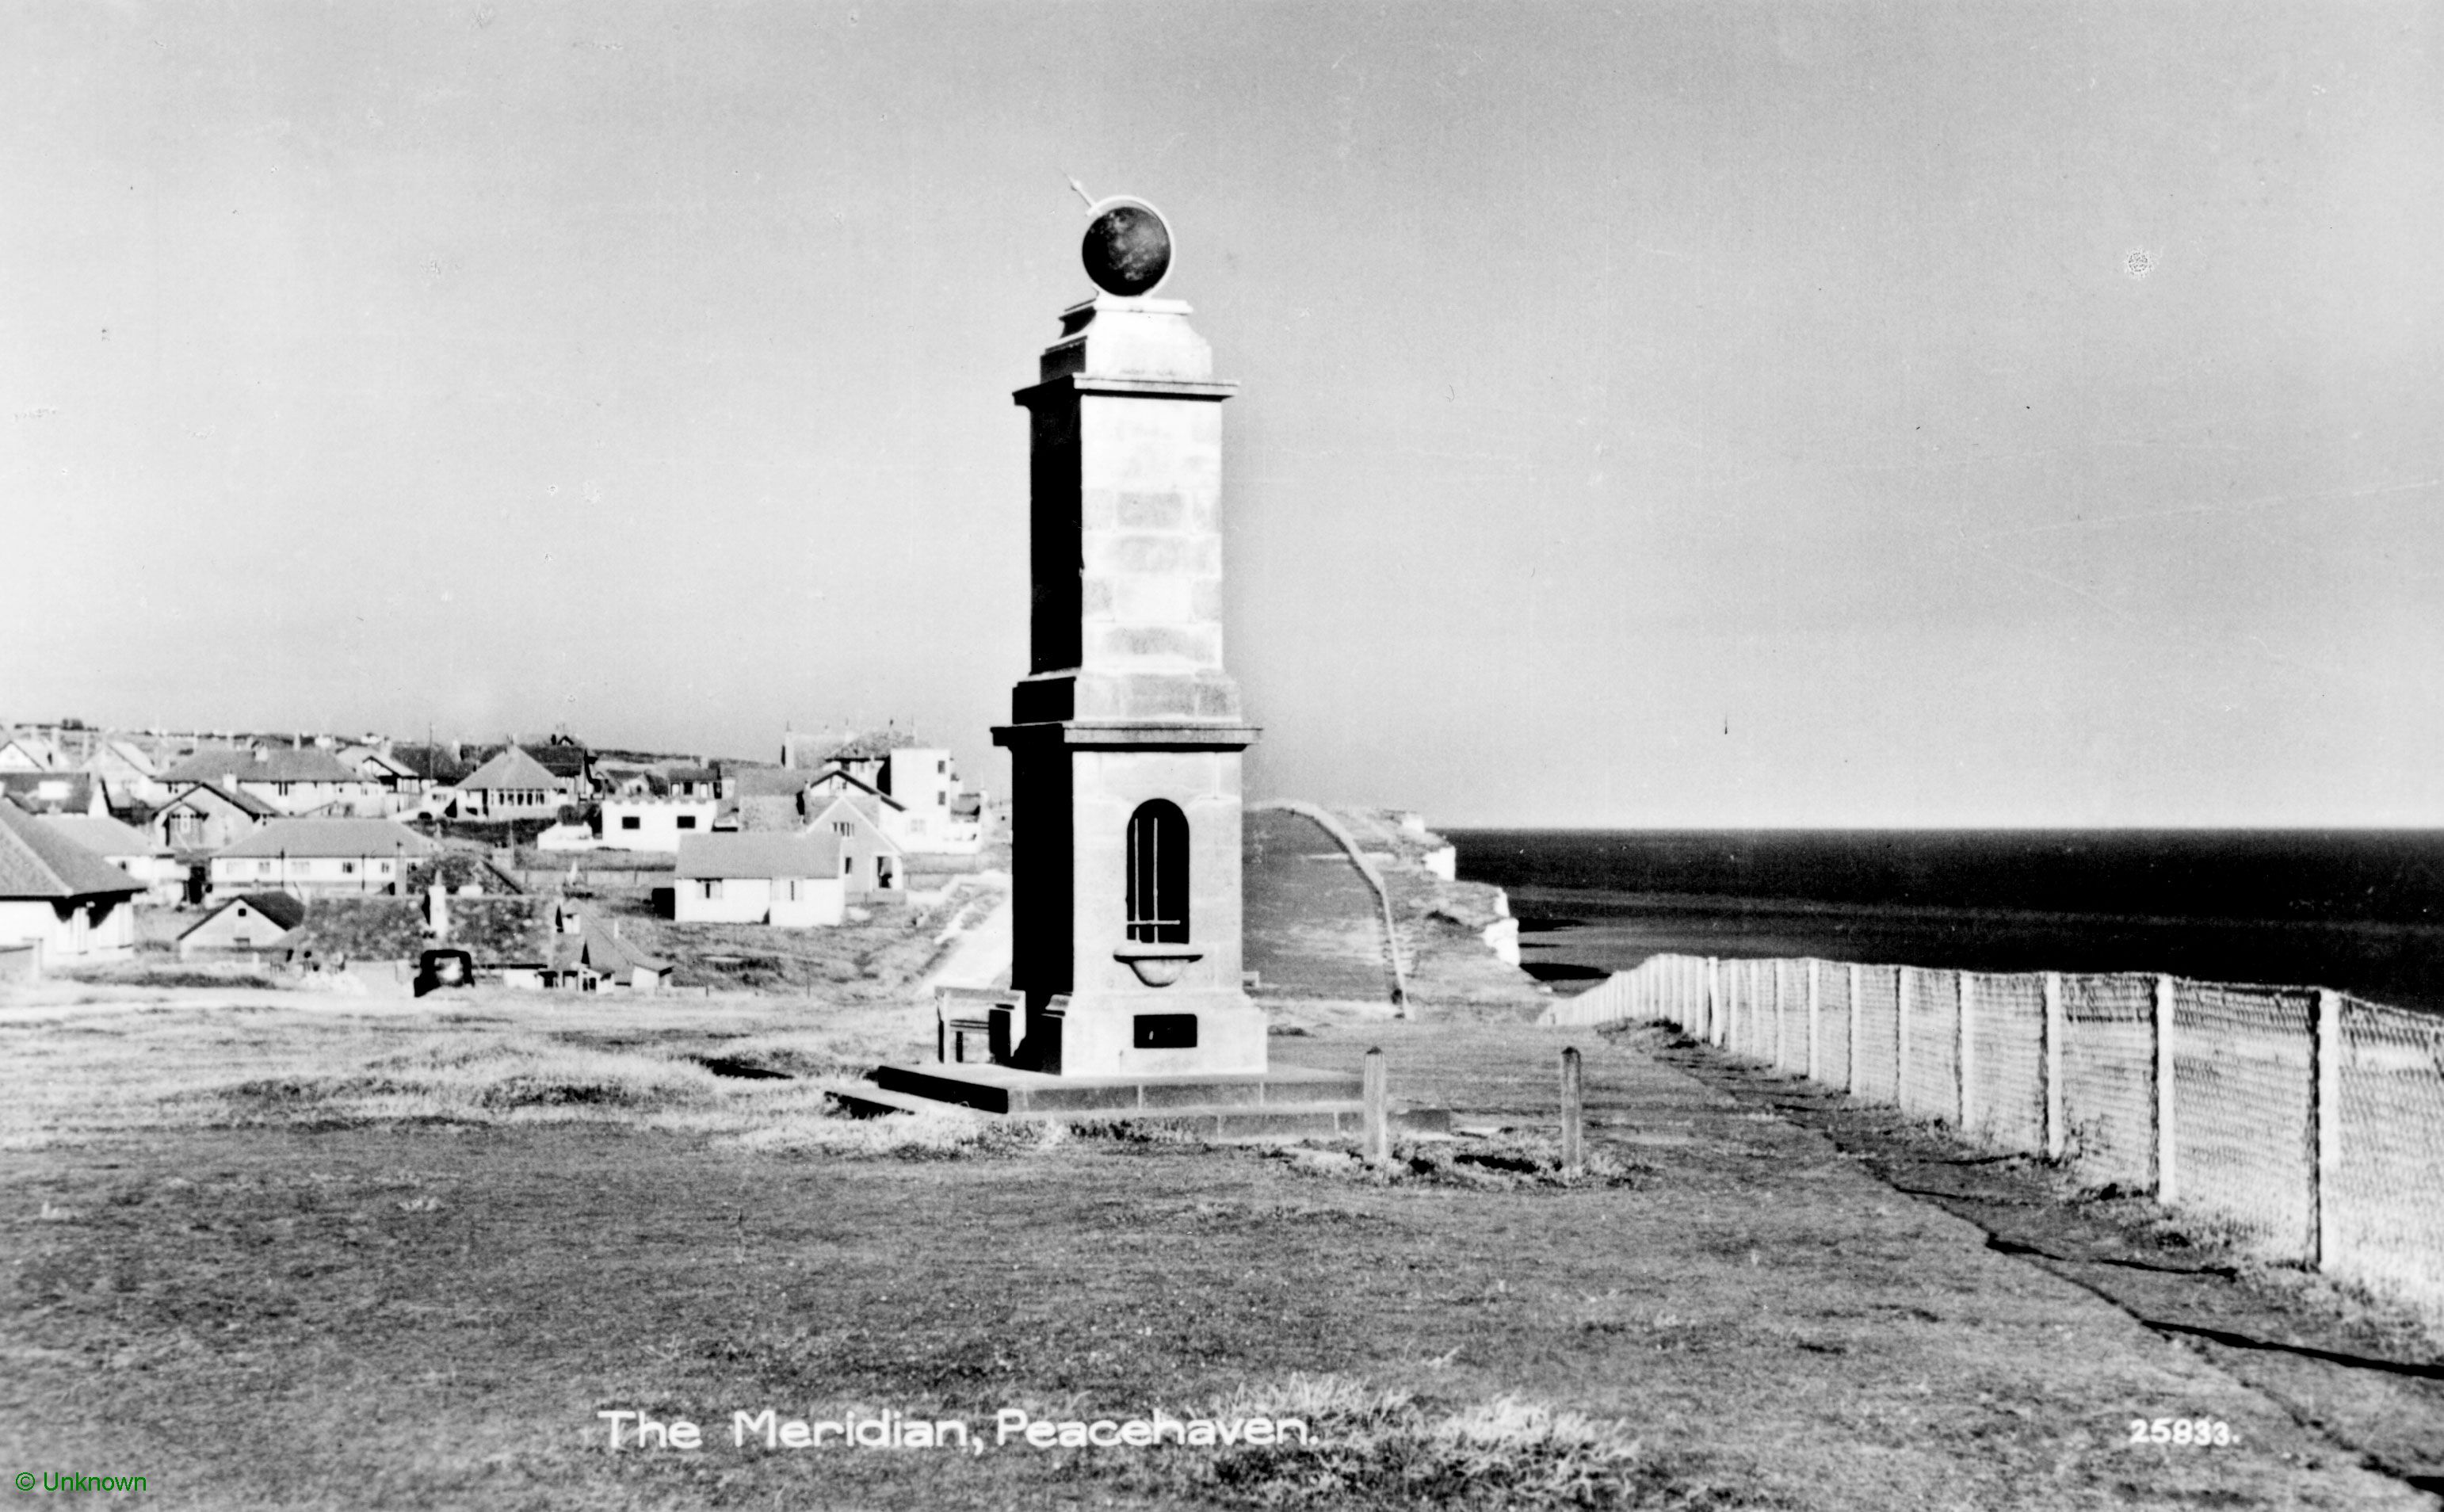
[
  {"left": 2043, "top": 972, "right": 2066, "bottom": 1160},
  {"left": 1361, "top": 1048, "right": 1389, "bottom": 1166},
  {"left": 1707, "top": 957, "right": 1724, "bottom": 1047},
  {"left": 1560, "top": 1047, "right": 1585, "bottom": 1178},
  {"left": 1897, "top": 965, "right": 1913, "bottom": 1114},
  {"left": 1806, "top": 960, "right": 1821, "bottom": 1082},
  {"left": 1957, "top": 972, "right": 1976, "bottom": 1132},
  {"left": 2312, "top": 990, "right": 2340, "bottom": 1270},
  {"left": 2154, "top": 975, "right": 2178, "bottom": 1205},
  {"left": 1846, "top": 963, "right": 1862, "bottom": 1092}
]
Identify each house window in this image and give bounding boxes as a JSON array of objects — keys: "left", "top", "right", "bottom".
[
  {"left": 258, "top": 861, "right": 273, "bottom": 876},
  {"left": 697, "top": 879, "right": 719, "bottom": 900},
  {"left": 842, "top": 856, "right": 853, "bottom": 877},
  {"left": 832, "top": 821, "right": 852, "bottom": 835},
  {"left": 677, "top": 815, "right": 697, "bottom": 830},
  {"left": 621, "top": 815, "right": 640, "bottom": 830},
  {"left": 936, "top": 759, "right": 946, "bottom": 774},
  {"left": 1125, "top": 800, "right": 1189, "bottom": 944},
  {"left": 341, "top": 862, "right": 356, "bottom": 876}
]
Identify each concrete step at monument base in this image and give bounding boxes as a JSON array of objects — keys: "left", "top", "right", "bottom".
[
  {"left": 868, "top": 1061, "right": 1365, "bottom": 1116},
  {"left": 832, "top": 1079, "right": 1451, "bottom": 1143}
]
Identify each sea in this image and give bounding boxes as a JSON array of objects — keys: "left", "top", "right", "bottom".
[{"left": 1447, "top": 830, "right": 2444, "bottom": 1018}]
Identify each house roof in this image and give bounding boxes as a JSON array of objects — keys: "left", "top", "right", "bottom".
[
  {"left": 665, "top": 765, "right": 721, "bottom": 784},
  {"left": 0, "top": 772, "right": 97, "bottom": 814},
  {"left": 804, "top": 765, "right": 906, "bottom": 811},
  {"left": 180, "top": 890, "right": 310, "bottom": 940},
  {"left": 163, "top": 746, "right": 361, "bottom": 785},
  {"left": 804, "top": 793, "right": 903, "bottom": 852},
  {"left": 217, "top": 819, "right": 441, "bottom": 861},
  {"left": 159, "top": 781, "right": 279, "bottom": 819},
  {"left": 819, "top": 728, "right": 918, "bottom": 762},
  {"left": 456, "top": 745, "right": 567, "bottom": 792},
  {"left": 38, "top": 815, "right": 159, "bottom": 858},
  {"left": 727, "top": 766, "right": 810, "bottom": 798},
  {"left": 550, "top": 913, "right": 671, "bottom": 979},
  {"left": 0, "top": 735, "right": 63, "bottom": 769},
  {"left": 84, "top": 740, "right": 161, "bottom": 777},
  {"left": 675, "top": 831, "right": 842, "bottom": 880},
  {"left": 527, "top": 745, "right": 591, "bottom": 779},
  {"left": 0, "top": 802, "right": 145, "bottom": 899},
  {"left": 388, "top": 745, "right": 469, "bottom": 784},
  {"left": 338, "top": 746, "right": 418, "bottom": 779}
]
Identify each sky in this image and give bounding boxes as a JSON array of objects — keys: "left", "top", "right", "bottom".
[{"left": 3, "top": 2, "right": 2438, "bottom": 827}]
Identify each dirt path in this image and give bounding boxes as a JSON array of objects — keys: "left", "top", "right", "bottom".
[{"left": 1273, "top": 1014, "right": 2440, "bottom": 1509}]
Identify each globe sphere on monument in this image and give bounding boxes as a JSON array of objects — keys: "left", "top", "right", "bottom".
[{"left": 1081, "top": 199, "right": 1172, "bottom": 297}]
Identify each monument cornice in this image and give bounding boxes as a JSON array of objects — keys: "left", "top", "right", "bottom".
[
  {"left": 990, "top": 720, "right": 1262, "bottom": 752},
  {"left": 1011, "top": 374, "right": 1239, "bottom": 408}
]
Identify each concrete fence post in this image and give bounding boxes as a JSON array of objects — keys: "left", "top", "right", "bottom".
[
  {"left": 1892, "top": 964, "right": 1910, "bottom": 1109},
  {"left": 2312, "top": 989, "right": 2341, "bottom": 1270},
  {"left": 1707, "top": 957, "right": 1724, "bottom": 1047},
  {"left": 1957, "top": 972, "right": 1976, "bottom": 1132},
  {"left": 2154, "top": 975, "right": 2178, "bottom": 1205},
  {"left": 1806, "top": 959, "right": 1822, "bottom": 1082},
  {"left": 1560, "top": 1047, "right": 1585, "bottom": 1178},
  {"left": 1846, "top": 963, "right": 1862, "bottom": 1092},
  {"left": 2043, "top": 972, "right": 2066, "bottom": 1160},
  {"left": 1361, "top": 1048, "right": 1389, "bottom": 1167}
]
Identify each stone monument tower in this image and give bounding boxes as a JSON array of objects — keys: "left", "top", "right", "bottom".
[{"left": 991, "top": 198, "right": 1267, "bottom": 1078}]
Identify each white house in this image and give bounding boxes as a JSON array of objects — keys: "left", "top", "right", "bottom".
[
  {"left": 335, "top": 746, "right": 425, "bottom": 815},
  {"left": 151, "top": 781, "right": 277, "bottom": 855},
  {"left": 880, "top": 747, "right": 983, "bottom": 853},
  {"left": 0, "top": 800, "right": 143, "bottom": 967},
  {"left": 597, "top": 796, "right": 719, "bottom": 852},
  {"left": 674, "top": 833, "right": 844, "bottom": 926},
  {"left": 802, "top": 792, "right": 903, "bottom": 896},
  {"left": 0, "top": 735, "right": 63, "bottom": 772},
  {"left": 160, "top": 746, "right": 376, "bottom": 816},
  {"left": 38, "top": 815, "right": 181, "bottom": 903},
  {"left": 208, "top": 819, "right": 441, "bottom": 898},
  {"left": 446, "top": 745, "right": 569, "bottom": 820},
  {"left": 82, "top": 739, "right": 169, "bottom": 811}
]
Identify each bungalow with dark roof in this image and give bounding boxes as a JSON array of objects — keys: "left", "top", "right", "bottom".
[
  {"left": 674, "top": 832, "right": 844, "bottom": 926},
  {"left": 445, "top": 745, "right": 568, "bottom": 819},
  {"left": 176, "top": 891, "right": 309, "bottom": 956},
  {"left": 161, "top": 746, "right": 376, "bottom": 816},
  {"left": 0, "top": 801, "right": 144, "bottom": 967},
  {"left": 208, "top": 819, "right": 441, "bottom": 899}
]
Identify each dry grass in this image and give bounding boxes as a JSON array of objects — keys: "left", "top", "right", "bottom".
[{"left": 6, "top": 990, "right": 2434, "bottom": 1510}]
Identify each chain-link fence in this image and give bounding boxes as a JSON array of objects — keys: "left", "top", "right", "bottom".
[{"left": 1546, "top": 953, "right": 2444, "bottom": 1325}]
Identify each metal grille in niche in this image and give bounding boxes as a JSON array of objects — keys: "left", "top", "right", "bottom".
[{"left": 1126, "top": 800, "right": 1189, "bottom": 944}]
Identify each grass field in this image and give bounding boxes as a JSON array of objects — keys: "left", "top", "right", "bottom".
[{"left": 5, "top": 984, "right": 2431, "bottom": 1510}]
